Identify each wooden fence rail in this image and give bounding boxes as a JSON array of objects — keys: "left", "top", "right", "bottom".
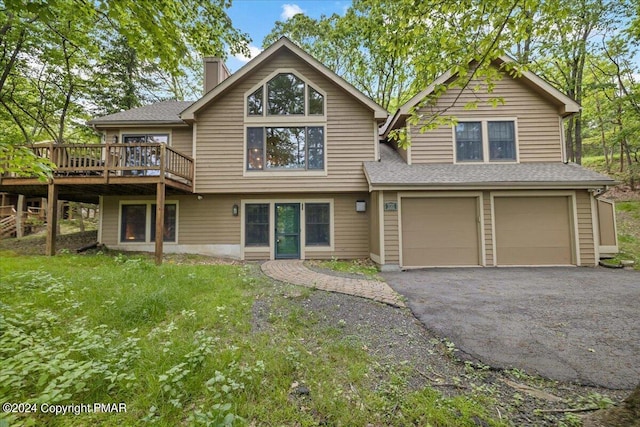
[{"left": 21, "top": 143, "right": 194, "bottom": 184}]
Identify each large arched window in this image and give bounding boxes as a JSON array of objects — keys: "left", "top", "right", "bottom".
[{"left": 247, "top": 72, "right": 324, "bottom": 116}]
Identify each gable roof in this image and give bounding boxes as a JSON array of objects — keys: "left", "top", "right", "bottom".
[
  {"left": 88, "top": 100, "right": 194, "bottom": 127},
  {"left": 364, "top": 144, "right": 615, "bottom": 190},
  {"left": 382, "top": 56, "right": 580, "bottom": 137},
  {"left": 180, "top": 37, "right": 388, "bottom": 122}
]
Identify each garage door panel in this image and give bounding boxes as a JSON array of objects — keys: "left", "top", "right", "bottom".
[
  {"left": 401, "top": 197, "right": 480, "bottom": 267},
  {"left": 403, "top": 248, "right": 478, "bottom": 267},
  {"left": 495, "top": 197, "right": 572, "bottom": 265}
]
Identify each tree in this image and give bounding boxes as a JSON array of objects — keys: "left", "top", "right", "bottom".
[
  {"left": 264, "top": 8, "right": 416, "bottom": 111},
  {"left": 0, "top": 0, "right": 249, "bottom": 176},
  {"left": 265, "top": 0, "right": 569, "bottom": 139}
]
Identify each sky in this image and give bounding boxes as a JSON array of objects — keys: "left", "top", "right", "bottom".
[{"left": 225, "top": 0, "right": 352, "bottom": 72}]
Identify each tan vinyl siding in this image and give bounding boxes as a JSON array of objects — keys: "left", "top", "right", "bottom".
[
  {"left": 369, "top": 191, "right": 380, "bottom": 257},
  {"left": 100, "top": 194, "right": 240, "bottom": 247},
  {"left": 576, "top": 190, "right": 596, "bottom": 266},
  {"left": 597, "top": 199, "right": 617, "bottom": 246},
  {"left": 483, "top": 191, "right": 493, "bottom": 265},
  {"left": 171, "top": 127, "right": 193, "bottom": 156},
  {"left": 195, "top": 50, "right": 377, "bottom": 193},
  {"left": 383, "top": 191, "right": 399, "bottom": 263},
  {"left": 332, "top": 193, "right": 370, "bottom": 259},
  {"left": 105, "top": 129, "right": 118, "bottom": 144},
  {"left": 102, "top": 192, "right": 369, "bottom": 259},
  {"left": 178, "top": 195, "right": 240, "bottom": 244},
  {"left": 100, "top": 196, "right": 119, "bottom": 245},
  {"left": 410, "top": 76, "right": 563, "bottom": 164}
]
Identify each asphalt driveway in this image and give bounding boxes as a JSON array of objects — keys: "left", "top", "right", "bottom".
[{"left": 382, "top": 267, "right": 640, "bottom": 389}]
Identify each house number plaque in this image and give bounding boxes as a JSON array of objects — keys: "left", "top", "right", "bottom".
[{"left": 384, "top": 202, "right": 397, "bottom": 211}]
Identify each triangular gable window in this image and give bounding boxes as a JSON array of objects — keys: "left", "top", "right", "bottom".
[{"left": 247, "top": 72, "right": 324, "bottom": 116}]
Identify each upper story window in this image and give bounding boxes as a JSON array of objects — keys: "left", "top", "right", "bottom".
[
  {"left": 247, "top": 72, "right": 324, "bottom": 116},
  {"left": 122, "top": 134, "right": 169, "bottom": 144},
  {"left": 247, "top": 126, "right": 324, "bottom": 170},
  {"left": 121, "top": 133, "right": 169, "bottom": 176},
  {"left": 455, "top": 120, "right": 516, "bottom": 163}
]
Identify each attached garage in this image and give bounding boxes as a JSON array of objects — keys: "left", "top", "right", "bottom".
[
  {"left": 494, "top": 196, "right": 574, "bottom": 266},
  {"left": 401, "top": 197, "right": 481, "bottom": 267}
]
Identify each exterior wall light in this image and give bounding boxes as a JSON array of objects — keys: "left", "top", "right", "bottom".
[
  {"left": 232, "top": 204, "right": 239, "bottom": 216},
  {"left": 112, "top": 135, "right": 118, "bottom": 143},
  {"left": 355, "top": 200, "right": 366, "bottom": 212}
]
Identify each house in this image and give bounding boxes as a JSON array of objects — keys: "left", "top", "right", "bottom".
[
  {"left": 370, "top": 56, "right": 618, "bottom": 268},
  {"left": 0, "top": 38, "right": 618, "bottom": 268}
]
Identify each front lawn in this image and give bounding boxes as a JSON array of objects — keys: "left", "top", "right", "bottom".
[{"left": 0, "top": 252, "right": 504, "bottom": 426}]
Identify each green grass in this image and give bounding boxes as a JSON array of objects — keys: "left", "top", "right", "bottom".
[
  {"left": 0, "top": 252, "right": 506, "bottom": 426},
  {"left": 313, "top": 258, "right": 381, "bottom": 279},
  {"left": 582, "top": 155, "right": 639, "bottom": 185},
  {"left": 612, "top": 201, "right": 640, "bottom": 268}
]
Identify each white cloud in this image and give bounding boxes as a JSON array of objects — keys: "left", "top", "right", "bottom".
[
  {"left": 233, "top": 44, "right": 263, "bottom": 63},
  {"left": 281, "top": 3, "right": 304, "bottom": 20}
]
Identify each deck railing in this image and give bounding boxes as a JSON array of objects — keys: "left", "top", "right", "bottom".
[{"left": 25, "top": 143, "right": 193, "bottom": 184}]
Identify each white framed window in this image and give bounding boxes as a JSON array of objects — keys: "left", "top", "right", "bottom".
[
  {"left": 121, "top": 133, "right": 169, "bottom": 176},
  {"left": 244, "top": 70, "right": 327, "bottom": 175},
  {"left": 246, "top": 126, "right": 324, "bottom": 171},
  {"left": 119, "top": 201, "right": 178, "bottom": 243},
  {"left": 247, "top": 72, "right": 324, "bottom": 117},
  {"left": 454, "top": 119, "right": 518, "bottom": 163}
]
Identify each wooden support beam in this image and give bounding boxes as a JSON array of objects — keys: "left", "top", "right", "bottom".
[
  {"left": 16, "top": 194, "right": 25, "bottom": 238},
  {"left": 155, "top": 182, "right": 165, "bottom": 265},
  {"left": 46, "top": 183, "right": 58, "bottom": 256}
]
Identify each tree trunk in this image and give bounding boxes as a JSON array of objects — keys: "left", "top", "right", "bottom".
[
  {"left": 595, "top": 98, "right": 610, "bottom": 172},
  {"left": 566, "top": 117, "right": 575, "bottom": 162},
  {"left": 574, "top": 112, "right": 583, "bottom": 164}
]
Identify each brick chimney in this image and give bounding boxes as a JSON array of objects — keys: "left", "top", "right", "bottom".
[{"left": 203, "top": 57, "right": 231, "bottom": 94}]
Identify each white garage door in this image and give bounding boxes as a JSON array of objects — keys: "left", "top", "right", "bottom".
[
  {"left": 401, "top": 197, "right": 480, "bottom": 267},
  {"left": 494, "top": 197, "right": 573, "bottom": 265}
]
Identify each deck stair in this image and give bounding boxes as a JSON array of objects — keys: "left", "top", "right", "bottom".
[
  {"left": 0, "top": 206, "right": 46, "bottom": 239},
  {"left": 0, "top": 212, "right": 17, "bottom": 239}
]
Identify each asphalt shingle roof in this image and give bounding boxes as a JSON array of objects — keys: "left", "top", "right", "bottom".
[
  {"left": 88, "top": 100, "right": 194, "bottom": 125},
  {"left": 364, "top": 144, "right": 616, "bottom": 187}
]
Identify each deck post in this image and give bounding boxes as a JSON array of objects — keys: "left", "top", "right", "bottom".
[
  {"left": 45, "top": 183, "right": 58, "bottom": 256},
  {"left": 155, "top": 182, "right": 165, "bottom": 265},
  {"left": 16, "top": 194, "right": 25, "bottom": 238}
]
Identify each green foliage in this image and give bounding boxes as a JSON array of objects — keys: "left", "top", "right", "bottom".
[
  {"left": 0, "top": 254, "right": 508, "bottom": 426},
  {"left": 612, "top": 201, "right": 640, "bottom": 268},
  {"left": 0, "top": 0, "right": 249, "bottom": 173},
  {"left": 0, "top": 270, "right": 140, "bottom": 426}
]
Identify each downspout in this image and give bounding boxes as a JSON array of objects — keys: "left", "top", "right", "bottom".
[{"left": 560, "top": 116, "right": 568, "bottom": 164}]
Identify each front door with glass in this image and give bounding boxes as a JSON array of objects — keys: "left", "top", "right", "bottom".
[{"left": 275, "top": 203, "right": 300, "bottom": 259}]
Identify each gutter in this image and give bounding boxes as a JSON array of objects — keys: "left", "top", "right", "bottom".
[
  {"left": 367, "top": 181, "right": 617, "bottom": 191},
  {"left": 87, "top": 121, "right": 190, "bottom": 128}
]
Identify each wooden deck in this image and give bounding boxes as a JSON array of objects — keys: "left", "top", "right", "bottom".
[
  {"left": 0, "top": 143, "right": 195, "bottom": 263},
  {"left": 0, "top": 143, "right": 194, "bottom": 203}
]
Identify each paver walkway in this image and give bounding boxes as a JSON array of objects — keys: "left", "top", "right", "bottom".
[{"left": 261, "top": 260, "right": 405, "bottom": 307}]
